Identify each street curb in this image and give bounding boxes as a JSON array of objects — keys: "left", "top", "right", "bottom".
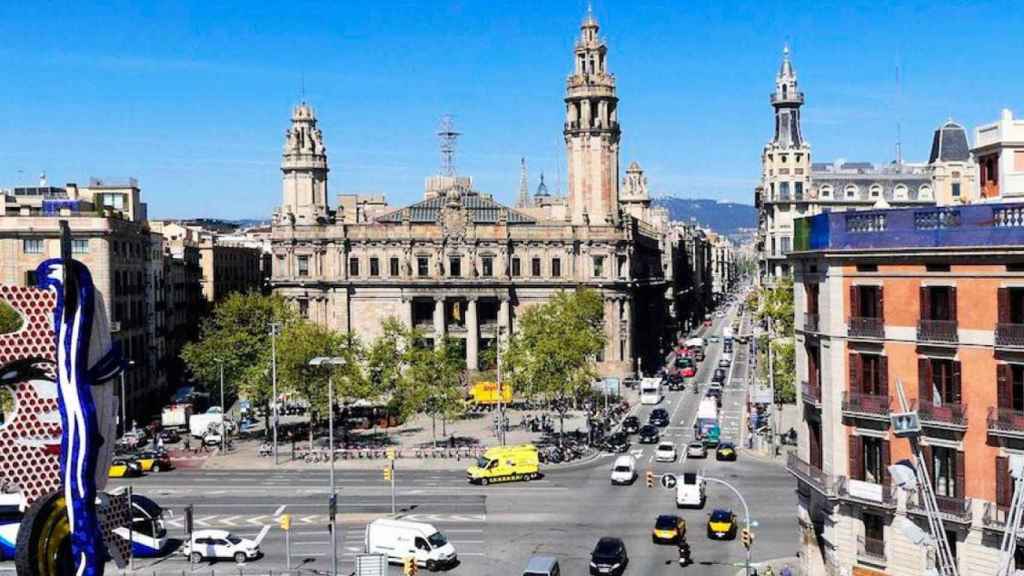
[
  {"left": 732, "top": 555, "right": 800, "bottom": 576},
  {"left": 736, "top": 446, "right": 787, "bottom": 466}
]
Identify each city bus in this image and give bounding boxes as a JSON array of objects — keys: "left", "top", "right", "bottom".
[{"left": 640, "top": 378, "right": 662, "bottom": 405}]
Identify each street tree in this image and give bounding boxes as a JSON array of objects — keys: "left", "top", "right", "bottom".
[
  {"left": 366, "top": 318, "right": 424, "bottom": 422},
  {"left": 0, "top": 299, "right": 22, "bottom": 335},
  {"left": 404, "top": 336, "right": 466, "bottom": 445},
  {"left": 755, "top": 278, "right": 796, "bottom": 404},
  {"left": 180, "top": 293, "right": 295, "bottom": 415},
  {"left": 503, "top": 289, "right": 606, "bottom": 443}
]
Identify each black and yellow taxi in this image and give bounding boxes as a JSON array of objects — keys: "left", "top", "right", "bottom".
[
  {"left": 134, "top": 450, "right": 173, "bottom": 472},
  {"left": 706, "top": 509, "right": 737, "bottom": 540},
  {"left": 716, "top": 442, "right": 737, "bottom": 461},
  {"left": 652, "top": 514, "right": 686, "bottom": 544},
  {"left": 108, "top": 457, "right": 143, "bottom": 478}
]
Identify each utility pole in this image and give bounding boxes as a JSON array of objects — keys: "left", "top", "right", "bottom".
[
  {"left": 704, "top": 476, "right": 753, "bottom": 576},
  {"left": 219, "top": 360, "right": 226, "bottom": 454},
  {"left": 767, "top": 316, "right": 776, "bottom": 454},
  {"left": 119, "top": 360, "right": 135, "bottom": 436},
  {"left": 270, "top": 322, "right": 281, "bottom": 465},
  {"left": 496, "top": 326, "right": 505, "bottom": 446},
  {"left": 310, "top": 356, "right": 345, "bottom": 576},
  {"left": 127, "top": 485, "right": 134, "bottom": 572}
]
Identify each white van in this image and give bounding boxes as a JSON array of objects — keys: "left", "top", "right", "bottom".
[
  {"left": 610, "top": 455, "right": 637, "bottom": 485},
  {"left": 365, "top": 518, "right": 458, "bottom": 570},
  {"left": 676, "top": 472, "right": 705, "bottom": 508}
]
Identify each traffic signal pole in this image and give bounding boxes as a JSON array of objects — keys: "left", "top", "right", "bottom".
[{"left": 704, "top": 477, "right": 752, "bottom": 575}]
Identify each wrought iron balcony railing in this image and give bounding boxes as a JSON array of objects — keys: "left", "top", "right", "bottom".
[
  {"left": 996, "top": 322, "right": 1024, "bottom": 348},
  {"left": 918, "top": 401, "right": 968, "bottom": 430},
  {"left": 848, "top": 317, "right": 884, "bottom": 339},
  {"left": 988, "top": 406, "right": 1024, "bottom": 439},
  {"left": 785, "top": 452, "right": 842, "bottom": 500},
  {"left": 801, "top": 381, "right": 821, "bottom": 409},
  {"left": 842, "top": 390, "right": 891, "bottom": 420},
  {"left": 907, "top": 493, "right": 972, "bottom": 524},
  {"left": 917, "top": 319, "right": 959, "bottom": 344},
  {"left": 803, "top": 313, "right": 819, "bottom": 333}
]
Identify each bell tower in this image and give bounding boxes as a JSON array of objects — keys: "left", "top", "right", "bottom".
[
  {"left": 278, "top": 102, "right": 329, "bottom": 225},
  {"left": 771, "top": 45, "right": 804, "bottom": 149},
  {"left": 564, "top": 7, "right": 620, "bottom": 225}
]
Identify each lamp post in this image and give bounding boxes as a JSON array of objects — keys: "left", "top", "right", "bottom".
[
  {"left": 214, "top": 358, "right": 226, "bottom": 454},
  {"left": 119, "top": 360, "right": 135, "bottom": 435},
  {"left": 496, "top": 326, "right": 505, "bottom": 446},
  {"left": 269, "top": 322, "right": 281, "bottom": 465},
  {"left": 310, "top": 356, "right": 345, "bottom": 576}
]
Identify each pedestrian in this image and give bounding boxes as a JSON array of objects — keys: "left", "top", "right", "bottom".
[
  {"left": 780, "top": 564, "right": 793, "bottom": 576},
  {"left": 183, "top": 436, "right": 191, "bottom": 453},
  {"left": 764, "top": 565, "right": 775, "bottom": 576}
]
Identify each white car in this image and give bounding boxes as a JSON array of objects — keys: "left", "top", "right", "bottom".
[
  {"left": 715, "top": 311, "right": 726, "bottom": 318},
  {"left": 655, "top": 442, "right": 677, "bottom": 463},
  {"left": 610, "top": 455, "right": 637, "bottom": 485},
  {"left": 686, "top": 441, "right": 707, "bottom": 459},
  {"left": 182, "top": 530, "right": 260, "bottom": 564},
  {"left": 718, "top": 357, "right": 731, "bottom": 368}
]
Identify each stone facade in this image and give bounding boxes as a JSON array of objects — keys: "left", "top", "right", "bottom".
[
  {"left": 151, "top": 220, "right": 264, "bottom": 303},
  {"left": 271, "top": 12, "right": 682, "bottom": 377}
]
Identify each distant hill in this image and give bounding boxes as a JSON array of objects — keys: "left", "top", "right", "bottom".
[{"left": 653, "top": 197, "right": 756, "bottom": 237}]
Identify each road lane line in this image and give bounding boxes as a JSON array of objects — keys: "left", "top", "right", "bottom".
[{"left": 273, "top": 504, "right": 287, "bottom": 516}]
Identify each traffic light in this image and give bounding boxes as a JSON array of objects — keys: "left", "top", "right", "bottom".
[
  {"left": 384, "top": 466, "right": 393, "bottom": 481},
  {"left": 646, "top": 470, "right": 655, "bottom": 488},
  {"left": 403, "top": 556, "right": 418, "bottom": 576},
  {"left": 278, "top": 513, "right": 291, "bottom": 531},
  {"left": 184, "top": 505, "right": 194, "bottom": 534},
  {"left": 741, "top": 528, "right": 754, "bottom": 549},
  {"left": 329, "top": 494, "right": 337, "bottom": 521}
]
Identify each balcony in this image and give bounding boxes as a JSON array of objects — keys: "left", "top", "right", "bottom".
[
  {"left": 983, "top": 502, "right": 1012, "bottom": 533},
  {"left": 918, "top": 401, "right": 968, "bottom": 431},
  {"left": 801, "top": 381, "right": 821, "bottom": 409},
  {"left": 908, "top": 494, "right": 972, "bottom": 525},
  {"left": 917, "top": 319, "right": 959, "bottom": 344},
  {"left": 848, "top": 317, "right": 884, "bottom": 339},
  {"left": 857, "top": 535, "right": 886, "bottom": 566},
  {"left": 996, "top": 323, "right": 1024, "bottom": 348},
  {"left": 803, "top": 313, "right": 819, "bottom": 333},
  {"left": 842, "top": 391, "right": 891, "bottom": 421},
  {"left": 840, "top": 478, "right": 897, "bottom": 510},
  {"left": 987, "top": 407, "right": 1024, "bottom": 439},
  {"left": 785, "top": 452, "right": 843, "bottom": 500}
]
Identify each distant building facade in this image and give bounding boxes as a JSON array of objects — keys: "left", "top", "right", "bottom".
[
  {"left": 151, "top": 220, "right": 264, "bottom": 303},
  {"left": 271, "top": 12, "right": 685, "bottom": 376}
]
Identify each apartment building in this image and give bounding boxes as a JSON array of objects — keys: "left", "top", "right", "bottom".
[
  {"left": 975, "top": 109, "right": 1024, "bottom": 200},
  {"left": 788, "top": 201, "right": 1024, "bottom": 575},
  {"left": 151, "top": 220, "right": 264, "bottom": 303}
]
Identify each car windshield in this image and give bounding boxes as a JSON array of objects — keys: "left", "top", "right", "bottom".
[
  {"left": 656, "top": 515, "right": 677, "bottom": 529},
  {"left": 710, "top": 510, "right": 732, "bottom": 522},
  {"left": 427, "top": 531, "right": 448, "bottom": 548},
  {"left": 689, "top": 442, "right": 703, "bottom": 448},
  {"left": 227, "top": 535, "right": 242, "bottom": 545},
  {"left": 658, "top": 444, "right": 673, "bottom": 451},
  {"left": 594, "top": 539, "right": 620, "bottom": 556},
  {"left": 614, "top": 465, "right": 631, "bottom": 472},
  {"left": 475, "top": 457, "right": 491, "bottom": 469}
]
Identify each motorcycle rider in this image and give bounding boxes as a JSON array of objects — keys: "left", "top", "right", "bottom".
[{"left": 677, "top": 536, "right": 691, "bottom": 566}]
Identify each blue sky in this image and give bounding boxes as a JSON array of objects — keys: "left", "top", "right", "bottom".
[{"left": 0, "top": 1, "right": 1020, "bottom": 219}]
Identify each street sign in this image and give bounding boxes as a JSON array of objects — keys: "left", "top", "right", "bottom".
[
  {"left": 354, "top": 554, "right": 388, "bottom": 576},
  {"left": 660, "top": 473, "right": 677, "bottom": 489}
]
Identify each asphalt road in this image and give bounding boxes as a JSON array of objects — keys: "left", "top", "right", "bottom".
[{"left": 2, "top": 301, "right": 798, "bottom": 575}]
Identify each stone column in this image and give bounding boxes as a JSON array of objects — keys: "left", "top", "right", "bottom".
[
  {"left": 499, "top": 297, "right": 510, "bottom": 332},
  {"left": 402, "top": 296, "right": 413, "bottom": 329},
  {"left": 466, "top": 297, "right": 479, "bottom": 371},
  {"left": 622, "top": 298, "right": 633, "bottom": 370},
  {"left": 433, "top": 296, "right": 446, "bottom": 347}
]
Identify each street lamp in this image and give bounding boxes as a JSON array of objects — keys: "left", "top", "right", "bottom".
[
  {"left": 215, "top": 358, "right": 226, "bottom": 454},
  {"left": 119, "top": 360, "right": 136, "bottom": 435},
  {"left": 309, "top": 355, "right": 345, "bottom": 576},
  {"left": 269, "top": 322, "right": 281, "bottom": 465},
  {"left": 704, "top": 476, "right": 754, "bottom": 575}
]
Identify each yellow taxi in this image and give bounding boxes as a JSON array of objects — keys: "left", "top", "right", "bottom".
[
  {"left": 652, "top": 514, "right": 686, "bottom": 544},
  {"left": 108, "top": 457, "right": 143, "bottom": 478},
  {"left": 134, "top": 450, "right": 173, "bottom": 472},
  {"left": 715, "top": 442, "right": 737, "bottom": 461},
  {"left": 706, "top": 509, "right": 737, "bottom": 540}
]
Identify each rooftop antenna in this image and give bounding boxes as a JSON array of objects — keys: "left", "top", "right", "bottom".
[
  {"left": 438, "top": 114, "right": 461, "bottom": 177},
  {"left": 518, "top": 157, "right": 529, "bottom": 208},
  {"left": 895, "top": 63, "right": 903, "bottom": 166},
  {"left": 301, "top": 71, "right": 306, "bottom": 101}
]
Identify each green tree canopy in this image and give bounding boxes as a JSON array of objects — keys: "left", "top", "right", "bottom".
[
  {"left": 276, "top": 321, "right": 368, "bottom": 421},
  {"left": 0, "top": 299, "right": 23, "bottom": 335}
]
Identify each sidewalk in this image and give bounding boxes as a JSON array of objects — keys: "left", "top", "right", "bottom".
[
  {"left": 734, "top": 555, "right": 801, "bottom": 576},
  {"left": 197, "top": 392, "right": 633, "bottom": 471}
]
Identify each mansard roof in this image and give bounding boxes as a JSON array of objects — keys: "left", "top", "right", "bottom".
[{"left": 375, "top": 191, "right": 536, "bottom": 225}]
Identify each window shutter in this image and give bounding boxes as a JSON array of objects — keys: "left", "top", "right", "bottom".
[
  {"left": 955, "top": 451, "right": 965, "bottom": 500},
  {"left": 997, "top": 456, "right": 1011, "bottom": 507},
  {"left": 850, "top": 285, "right": 860, "bottom": 319},
  {"left": 952, "top": 361, "right": 962, "bottom": 404},
  {"left": 879, "top": 355, "right": 889, "bottom": 397},
  {"left": 998, "top": 364, "right": 1012, "bottom": 410},
  {"left": 849, "top": 353, "right": 861, "bottom": 394},
  {"left": 878, "top": 286, "right": 885, "bottom": 321},
  {"left": 950, "top": 286, "right": 958, "bottom": 323},
  {"left": 999, "top": 287, "right": 1011, "bottom": 324},
  {"left": 848, "top": 435, "right": 863, "bottom": 481},
  {"left": 881, "top": 440, "right": 891, "bottom": 486},
  {"left": 919, "top": 358, "right": 932, "bottom": 404},
  {"left": 920, "top": 286, "right": 930, "bottom": 321}
]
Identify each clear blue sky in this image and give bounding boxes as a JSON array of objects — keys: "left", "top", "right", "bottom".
[{"left": 0, "top": 1, "right": 1020, "bottom": 219}]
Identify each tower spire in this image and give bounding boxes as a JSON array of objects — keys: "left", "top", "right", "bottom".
[
  {"left": 437, "top": 114, "right": 461, "bottom": 177},
  {"left": 771, "top": 44, "right": 804, "bottom": 149},
  {"left": 517, "top": 157, "right": 529, "bottom": 208}
]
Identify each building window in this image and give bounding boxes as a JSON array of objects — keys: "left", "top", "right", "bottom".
[
  {"left": 24, "top": 270, "right": 37, "bottom": 287},
  {"left": 23, "top": 239, "right": 43, "bottom": 254},
  {"left": 551, "top": 258, "right": 561, "bottom": 278},
  {"left": 348, "top": 257, "right": 360, "bottom": 277},
  {"left": 779, "top": 181, "right": 790, "bottom": 201},
  {"left": 449, "top": 256, "right": 461, "bottom": 278},
  {"left": 795, "top": 181, "right": 804, "bottom": 200},
  {"left": 297, "top": 256, "right": 309, "bottom": 277},
  {"left": 820, "top": 185, "right": 832, "bottom": 199},
  {"left": 593, "top": 255, "right": 605, "bottom": 278},
  {"left": 862, "top": 513, "right": 885, "bottom": 555},
  {"left": 894, "top": 184, "right": 908, "bottom": 200},
  {"left": 531, "top": 257, "right": 542, "bottom": 277},
  {"left": 390, "top": 257, "right": 400, "bottom": 277},
  {"left": 369, "top": 257, "right": 380, "bottom": 277},
  {"left": 481, "top": 256, "right": 494, "bottom": 277},
  {"left": 870, "top": 184, "right": 882, "bottom": 198},
  {"left": 862, "top": 436, "right": 885, "bottom": 484},
  {"left": 845, "top": 184, "right": 858, "bottom": 199},
  {"left": 930, "top": 446, "right": 959, "bottom": 497},
  {"left": 951, "top": 182, "right": 961, "bottom": 198},
  {"left": 618, "top": 255, "right": 628, "bottom": 278},
  {"left": 780, "top": 237, "right": 792, "bottom": 254},
  {"left": 72, "top": 239, "right": 89, "bottom": 254},
  {"left": 511, "top": 257, "right": 521, "bottom": 277},
  {"left": 919, "top": 185, "right": 933, "bottom": 200},
  {"left": 417, "top": 256, "right": 429, "bottom": 277},
  {"left": 298, "top": 299, "right": 309, "bottom": 318}
]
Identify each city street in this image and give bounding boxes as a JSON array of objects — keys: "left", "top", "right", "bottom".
[{"left": 80, "top": 306, "right": 799, "bottom": 575}]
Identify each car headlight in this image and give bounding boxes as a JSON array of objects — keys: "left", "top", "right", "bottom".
[{"left": 589, "top": 561, "right": 598, "bottom": 568}]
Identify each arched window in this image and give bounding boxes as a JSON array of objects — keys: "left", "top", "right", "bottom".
[
  {"left": 869, "top": 184, "right": 882, "bottom": 198},
  {"left": 845, "top": 184, "right": 859, "bottom": 199},
  {"left": 819, "top": 185, "right": 833, "bottom": 199},
  {"left": 893, "top": 184, "right": 908, "bottom": 200},
  {"left": 918, "top": 185, "right": 933, "bottom": 200}
]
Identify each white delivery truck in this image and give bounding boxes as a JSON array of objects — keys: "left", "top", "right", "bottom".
[
  {"left": 365, "top": 518, "right": 458, "bottom": 571},
  {"left": 161, "top": 403, "right": 193, "bottom": 430},
  {"left": 676, "top": 472, "right": 706, "bottom": 508},
  {"left": 640, "top": 377, "right": 662, "bottom": 405},
  {"left": 188, "top": 409, "right": 224, "bottom": 439}
]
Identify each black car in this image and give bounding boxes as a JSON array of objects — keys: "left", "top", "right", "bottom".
[
  {"left": 649, "top": 409, "right": 670, "bottom": 427},
  {"left": 158, "top": 429, "right": 180, "bottom": 444},
  {"left": 638, "top": 425, "right": 660, "bottom": 444},
  {"left": 603, "top": 432, "right": 630, "bottom": 453},
  {"left": 712, "top": 368, "right": 727, "bottom": 384},
  {"left": 666, "top": 373, "right": 685, "bottom": 391},
  {"left": 621, "top": 416, "right": 640, "bottom": 434},
  {"left": 589, "top": 537, "right": 628, "bottom": 576}
]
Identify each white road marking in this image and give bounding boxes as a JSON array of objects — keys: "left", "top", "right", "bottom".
[{"left": 273, "top": 504, "right": 287, "bottom": 517}]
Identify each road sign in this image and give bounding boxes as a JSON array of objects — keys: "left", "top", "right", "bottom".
[
  {"left": 660, "top": 473, "right": 677, "bottom": 489},
  {"left": 354, "top": 554, "right": 388, "bottom": 576}
]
